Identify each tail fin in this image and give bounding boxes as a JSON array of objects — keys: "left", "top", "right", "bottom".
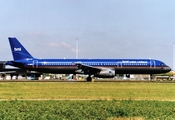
[{"left": 8, "top": 37, "right": 34, "bottom": 60}]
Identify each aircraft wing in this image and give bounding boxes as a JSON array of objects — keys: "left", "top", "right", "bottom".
[{"left": 76, "top": 63, "right": 101, "bottom": 74}]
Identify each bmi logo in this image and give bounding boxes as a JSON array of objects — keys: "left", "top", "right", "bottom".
[{"left": 14, "top": 47, "right": 21, "bottom": 51}]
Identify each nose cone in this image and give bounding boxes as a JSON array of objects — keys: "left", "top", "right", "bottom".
[{"left": 164, "top": 66, "right": 171, "bottom": 72}]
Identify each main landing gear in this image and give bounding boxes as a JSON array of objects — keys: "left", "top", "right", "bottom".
[{"left": 87, "top": 76, "right": 92, "bottom": 82}]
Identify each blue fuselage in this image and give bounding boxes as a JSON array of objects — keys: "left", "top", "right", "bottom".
[{"left": 7, "top": 58, "right": 171, "bottom": 75}]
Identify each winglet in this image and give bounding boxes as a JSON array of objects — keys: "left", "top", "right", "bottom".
[{"left": 8, "top": 37, "right": 34, "bottom": 60}]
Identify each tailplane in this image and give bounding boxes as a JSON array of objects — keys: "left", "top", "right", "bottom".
[{"left": 8, "top": 37, "right": 34, "bottom": 60}]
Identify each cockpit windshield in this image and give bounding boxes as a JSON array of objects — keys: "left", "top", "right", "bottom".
[{"left": 160, "top": 63, "right": 166, "bottom": 66}]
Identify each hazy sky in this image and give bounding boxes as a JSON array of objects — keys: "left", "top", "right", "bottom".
[{"left": 0, "top": 0, "right": 175, "bottom": 68}]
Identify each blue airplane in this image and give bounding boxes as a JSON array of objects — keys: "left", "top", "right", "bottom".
[{"left": 6, "top": 37, "right": 171, "bottom": 81}]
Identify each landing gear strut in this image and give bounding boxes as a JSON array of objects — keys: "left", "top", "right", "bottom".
[{"left": 150, "top": 74, "right": 154, "bottom": 82}]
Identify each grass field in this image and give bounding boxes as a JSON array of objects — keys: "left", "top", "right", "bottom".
[
  {"left": 1, "top": 100, "right": 175, "bottom": 119},
  {"left": 0, "top": 82, "right": 175, "bottom": 119},
  {"left": 0, "top": 82, "right": 175, "bottom": 100}
]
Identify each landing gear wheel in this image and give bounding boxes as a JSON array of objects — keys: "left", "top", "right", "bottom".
[{"left": 87, "top": 76, "right": 92, "bottom": 82}]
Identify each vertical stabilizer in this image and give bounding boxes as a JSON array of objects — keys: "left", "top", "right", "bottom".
[{"left": 8, "top": 37, "right": 34, "bottom": 60}]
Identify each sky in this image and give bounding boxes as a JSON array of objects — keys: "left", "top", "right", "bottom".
[{"left": 0, "top": 0, "right": 175, "bottom": 69}]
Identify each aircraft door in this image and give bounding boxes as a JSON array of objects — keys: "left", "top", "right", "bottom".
[
  {"left": 150, "top": 60, "right": 155, "bottom": 68},
  {"left": 117, "top": 62, "right": 122, "bottom": 68},
  {"left": 33, "top": 60, "right": 38, "bottom": 68}
]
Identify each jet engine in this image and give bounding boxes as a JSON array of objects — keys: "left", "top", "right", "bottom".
[{"left": 94, "top": 69, "right": 115, "bottom": 78}]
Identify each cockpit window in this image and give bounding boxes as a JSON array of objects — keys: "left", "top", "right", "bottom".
[{"left": 161, "top": 63, "right": 165, "bottom": 66}]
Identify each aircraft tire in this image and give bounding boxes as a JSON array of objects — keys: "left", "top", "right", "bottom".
[{"left": 87, "top": 76, "right": 92, "bottom": 82}]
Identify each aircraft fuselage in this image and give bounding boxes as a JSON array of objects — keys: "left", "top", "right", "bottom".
[{"left": 7, "top": 58, "right": 171, "bottom": 75}]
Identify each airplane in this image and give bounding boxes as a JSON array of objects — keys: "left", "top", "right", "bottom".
[{"left": 5, "top": 37, "right": 171, "bottom": 81}]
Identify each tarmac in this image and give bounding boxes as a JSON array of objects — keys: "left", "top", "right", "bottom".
[{"left": 0, "top": 79, "right": 174, "bottom": 83}]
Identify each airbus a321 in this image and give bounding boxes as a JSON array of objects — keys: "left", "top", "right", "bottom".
[{"left": 6, "top": 37, "right": 171, "bottom": 81}]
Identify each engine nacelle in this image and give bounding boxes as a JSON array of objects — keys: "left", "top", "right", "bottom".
[{"left": 94, "top": 69, "right": 115, "bottom": 78}]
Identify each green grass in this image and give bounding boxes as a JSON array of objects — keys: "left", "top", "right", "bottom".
[
  {"left": 1, "top": 82, "right": 175, "bottom": 119},
  {"left": 0, "top": 82, "right": 174, "bottom": 100},
  {"left": 0, "top": 100, "right": 175, "bottom": 119}
]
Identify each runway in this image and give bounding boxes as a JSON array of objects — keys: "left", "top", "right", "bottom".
[{"left": 0, "top": 79, "right": 174, "bottom": 83}]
